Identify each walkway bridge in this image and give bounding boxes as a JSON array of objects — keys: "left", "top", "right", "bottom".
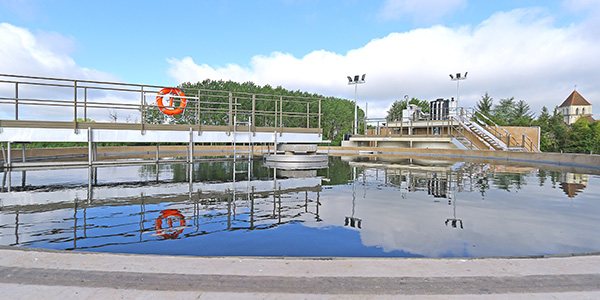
[{"left": 0, "top": 74, "right": 325, "bottom": 168}]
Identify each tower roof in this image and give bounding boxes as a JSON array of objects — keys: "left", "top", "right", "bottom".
[{"left": 559, "top": 90, "right": 591, "bottom": 107}]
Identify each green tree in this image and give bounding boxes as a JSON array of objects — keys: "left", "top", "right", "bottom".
[
  {"left": 511, "top": 100, "right": 535, "bottom": 126},
  {"left": 476, "top": 92, "right": 493, "bottom": 116},
  {"left": 565, "top": 117, "right": 600, "bottom": 153},
  {"left": 534, "top": 106, "right": 568, "bottom": 152},
  {"left": 386, "top": 100, "right": 407, "bottom": 121},
  {"left": 386, "top": 97, "right": 429, "bottom": 121},
  {"left": 492, "top": 97, "right": 516, "bottom": 125}
]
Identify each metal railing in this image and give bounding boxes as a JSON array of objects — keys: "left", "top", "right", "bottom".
[
  {"left": 470, "top": 110, "right": 539, "bottom": 152},
  {"left": 352, "top": 106, "right": 540, "bottom": 152},
  {"left": 0, "top": 74, "right": 322, "bottom": 134}
]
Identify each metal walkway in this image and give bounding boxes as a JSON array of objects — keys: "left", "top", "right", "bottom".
[{"left": 0, "top": 74, "right": 326, "bottom": 168}]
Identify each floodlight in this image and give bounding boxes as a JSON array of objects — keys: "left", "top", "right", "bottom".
[{"left": 346, "top": 74, "right": 366, "bottom": 135}]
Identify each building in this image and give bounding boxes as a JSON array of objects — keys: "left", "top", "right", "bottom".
[{"left": 559, "top": 90, "right": 594, "bottom": 125}]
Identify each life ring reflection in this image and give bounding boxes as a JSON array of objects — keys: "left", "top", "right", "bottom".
[{"left": 155, "top": 209, "right": 186, "bottom": 239}]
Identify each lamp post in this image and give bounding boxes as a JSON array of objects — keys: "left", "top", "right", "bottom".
[
  {"left": 347, "top": 74, "right": 366, "bottom": 135},
  {"left": 449, "top": 72, "right": 467, "bottom": 114}
]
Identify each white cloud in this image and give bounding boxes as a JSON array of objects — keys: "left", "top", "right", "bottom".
[
  {"left": 379, "top": 0, "right": 467, "bottom": 22},
  {"left": 0, "top": 23, "right": 129, "bottom": 121},
  {"left": 0, "top": 23, "right": 113, "bottom": 81},
  {"left": 167, "top": 8, "right": 600, "bottom": 119}
]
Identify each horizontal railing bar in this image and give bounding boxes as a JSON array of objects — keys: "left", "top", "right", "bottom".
[{"left": 0, "top": 97, "right": 142, "bottom": 109}]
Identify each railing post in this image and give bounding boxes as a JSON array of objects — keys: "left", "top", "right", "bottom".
[
  {"left": 74, "top": 80, "right": 78, "bottom": 132},
  {"left": 274, "top": 97, "right": 278, "bottom": 129},
  {"left": 197, "top": 89, "right": 201, "bottom": 126},
  {"left": 140, "top": 86, "right": 145, "bottom": 134},
  {"left": 189, "top": 127, "right": 194, "bottom": 163},
  {"left": 318, "top": 99, "right": 322, "bottom": 134},
  {"left": 251, "top": 94, "right": 256, "bottom": 134},
  {"left": 14, "top": 82, "right": 18, "bottom": 120},
  {"left": 228, "top": 92, "right": 233, "bottom": 132},
  {"left": 279, "top": 96, "right": 283, "bottom": 136},
  {"left": 306, "top": 102, "right": 310, "bottom": 129},
  {"left": 84, "top": 87, "right": 87, "bottom": 121}
]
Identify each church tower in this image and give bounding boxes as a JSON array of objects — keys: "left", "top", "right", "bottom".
[{"left": 559, "top": 90, "right": 594, "bottom": 125}]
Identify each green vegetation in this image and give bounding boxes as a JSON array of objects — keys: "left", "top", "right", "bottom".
[
  {"left": 476, "top": 92, "right": 599, "bottom": 153},
  {"left": 144, "top": 79, "right": 364, "bottom": 146},
  {"left": 386, "top": 96, "right": 430, "bottom": 121}
]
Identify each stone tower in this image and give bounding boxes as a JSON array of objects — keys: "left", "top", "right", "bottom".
[{"left": 558, "top": 90, "right": 594, "bottom": 125}]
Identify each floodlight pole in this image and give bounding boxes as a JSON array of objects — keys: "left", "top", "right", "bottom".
[
  {"left": 348, "top": 74, "right": 366, "bottom": 135},
  {"left": 450, "top": 72, "right": 467, "bottom": 113}
]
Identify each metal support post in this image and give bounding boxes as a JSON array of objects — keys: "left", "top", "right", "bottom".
[
  {"left": 354, "top": 83, "right": 357, "bottom": 135},
  {"left": 84, "top": 87, "right": 87, "bottom": 121},
  {"left": 318, "top": 99, "right": 322, "bottom": 136},
  {"left": 87, "top": 128, "right": 93, "bottom": 166},
  {"left": 279, "top": 96, "right": 283, "bottom": 136},
  {"left": 251, "top": 94, "right": 256, "bottom": 135},
  {"left": 228, "top": 92, "right": 233, "bottom": 132},
  {"left": 197, "top": 89, "right": 202, "bottom": 135},
  {"left": 156, "top": 143, "right": 160, "bottom": 162},
  {"left": 189, "top": 127, "right": 194, "bottom": 163},
  {"left": 7, "top": 142, "right": 11, "bottom": 169},
  {"left": 15, "top": 83, "right": 18, "bottom": 120},
  {"left": 140, "top": 86, "right": 145, "bottom": 134},
  {"left": 306, "top": 102, "right": 310, "bottom": 128},
  {"left": 21, "top": 144, "right": 25, "bottom": 162},
  {"left": 74, "top": 80, "right": 78, "bottom": 133}
]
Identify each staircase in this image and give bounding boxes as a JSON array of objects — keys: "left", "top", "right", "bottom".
[{"left": 450, "top": 108, "right": 539, "bottom": 152}]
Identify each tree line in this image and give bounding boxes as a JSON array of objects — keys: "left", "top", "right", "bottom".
[
  {"left": 474, "top": 92, "right": 599, "bottom": 153},
  {"left": 143, "top": 79, "right": 364, "bottom": 146}
]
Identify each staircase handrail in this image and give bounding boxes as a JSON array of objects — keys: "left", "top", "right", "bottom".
[
  {"left": 449, "top": 114, "right": 495, "bottom": 150},
  {"left": 471, "top": 110, "right": 529, "bottom": 150},
  {"left": 448, "top": 124, "right": 477, "bottom": 150},
  {"left": 471, "top": 110, "right": 540, "bottom": 152}
]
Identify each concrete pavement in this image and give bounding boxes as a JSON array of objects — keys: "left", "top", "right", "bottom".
[{"left": 1, "top": 247, "right": 599, "bottom": 299}]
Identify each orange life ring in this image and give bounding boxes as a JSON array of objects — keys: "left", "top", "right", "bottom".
[
  {"left": 156, "top": 88, "right": 187, "bottom": 115},
  {"left": 155, "top": 209, "right": 186, "bottom": 239}
]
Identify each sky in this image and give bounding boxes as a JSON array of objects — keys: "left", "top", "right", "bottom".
[{"left": 1, "top": 0, "right": 599, "bottom": 119}]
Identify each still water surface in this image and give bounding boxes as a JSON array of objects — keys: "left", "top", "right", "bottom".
[{"left": 1, "top": 156, "right": 599, "bottom": 258}]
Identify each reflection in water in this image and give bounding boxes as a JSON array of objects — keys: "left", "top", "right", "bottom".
[
  {"left": 155, "top": 209, "right": 186, "bottom": 239},
  {"left": 344, "top": 167, "right": 362, "bottom": 229},
  {"left": 1, "top": 156, "right": 599, "bottom": 257}
]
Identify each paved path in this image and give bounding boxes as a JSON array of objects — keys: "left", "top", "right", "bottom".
[{"left": 1, "top": 247, "right": 599, "bottom": 299}]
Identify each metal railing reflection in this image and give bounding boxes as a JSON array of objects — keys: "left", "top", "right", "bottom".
[{"left": 0, "top": 158, "right": 324, "bottom": 248}]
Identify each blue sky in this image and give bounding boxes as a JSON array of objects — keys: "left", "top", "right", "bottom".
[{"left": 1, "top": 0, "right": 599, "bottom": 118}]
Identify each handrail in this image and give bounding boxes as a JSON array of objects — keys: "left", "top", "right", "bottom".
[
  {"left": 0, "top": 74, "right": 323, "bottom": 134},
  {"left": 470, "top": 110, "right": 539, "bottom": 152},
  {"left": 448, "top": 124, "right": 477, "bottom": 150}
]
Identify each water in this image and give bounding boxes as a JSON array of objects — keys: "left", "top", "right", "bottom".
[{"left": 1, "top": 156, "right": 599, "bottom": 258}]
